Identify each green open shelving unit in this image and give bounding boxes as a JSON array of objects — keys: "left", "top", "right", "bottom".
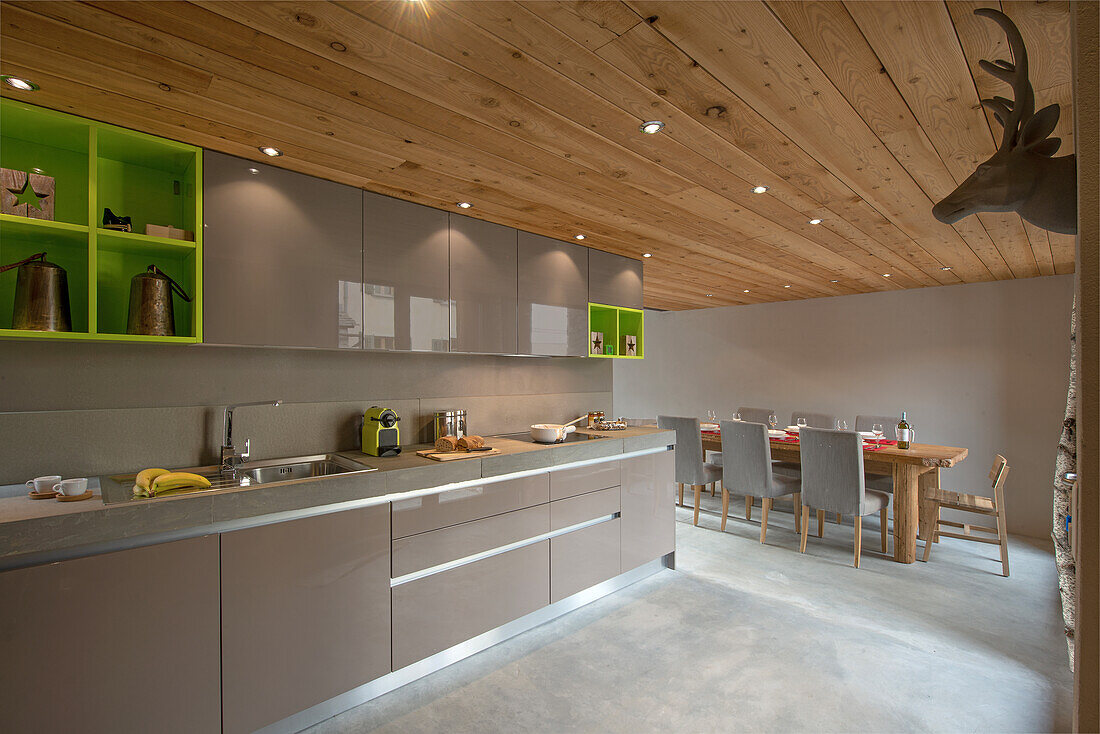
[
  {"left": 587, "top": 302, "right": 644, "bottom": 359},
  {"left": 0, "top": 98, "right": 202, "bottom": 343}
]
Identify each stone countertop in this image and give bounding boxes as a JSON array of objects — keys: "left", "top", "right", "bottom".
[{"left": 0, "top": 426, "right": 674, "bottom": 568}]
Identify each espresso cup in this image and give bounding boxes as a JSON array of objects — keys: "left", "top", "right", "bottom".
[
  {"left": 53, "top": 478, "right": 88, "bottom": 497},
  {"left": 26, "top": 475, "right": 61, "bottom": 494}
]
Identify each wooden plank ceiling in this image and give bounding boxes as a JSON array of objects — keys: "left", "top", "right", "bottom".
[{"left": 0, "top": 0, "right": 1075, "bottom": 310}]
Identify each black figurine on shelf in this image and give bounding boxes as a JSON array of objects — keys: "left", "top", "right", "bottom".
[{"left": 102, "top": 207, "right": 132, "bottom": 232}]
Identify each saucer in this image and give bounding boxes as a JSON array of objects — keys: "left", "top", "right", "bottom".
[
  {"left": 28, "top": 489, "right": 58, "bottom": 500},
  {"left": 56, "top": 490, "right": 94, "bottom": 502}
]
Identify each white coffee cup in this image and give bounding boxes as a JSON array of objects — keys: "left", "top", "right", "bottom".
[
  {"left": 53, "top": 478, "right": 88, "bottom": 497},
  {"left": 26, "top": 475, "right": 61, "bottom": 494}
]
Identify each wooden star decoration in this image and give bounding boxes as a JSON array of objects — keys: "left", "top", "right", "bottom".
[
  {"left": 1, "top": 168, "right": 55, "bottom": 221},
  {"left": 8, "top": 175, "right": 48, "bottom": 211},
  {"left": 591, "top": 333, "right": 603, "bottom": 353}
]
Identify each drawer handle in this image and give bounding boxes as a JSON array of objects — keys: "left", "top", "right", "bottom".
[{"left": 391, "top": 512, "right": 619, "bottom": 587}]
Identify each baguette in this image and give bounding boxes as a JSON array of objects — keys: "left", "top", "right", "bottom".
[
  {"left": 434, "top": 435, "right": 460, "bottom": 452},
  {"left": 458, "top": 435, "right": 485, "bottom": 450}
]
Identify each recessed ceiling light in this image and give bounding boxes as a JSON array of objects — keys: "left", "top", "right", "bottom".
[
  {"left": 456, "top": 202, "right": 472, "bottom": 209},
  {"left": 639, "top": 120, "right": 665, "bottom": 134},
  {"left": 808, "top": 218, "right": 823, "bottom": 225},
  {"left": 941, "top": 266, "right": 953, "bottom": 271},
  {"left": 882, "top": 273, "right": 892, "bottom": 277},
  {"left": 830, "top": 280, "right": 839, "bottom": 283},
  {"left": 2, "top": 75, "right": 39, "bottom": 91},
  {"left": 259, "top": 146, "right": 283, "bottom": 157},
  {"left": 31, "top": 167, "right": 44, "bottom": 174},
  {"left": 643, "top": 253, "right": 652, "bottom": 258},
  {"left": 705, "top": 293, "right": 713, "bottom": 297},
  {"left": 574, "top": 234, "right": 585, "bottom": 240},
  {"left": 783, "top": 285, "right": 791, "bottom": 288},
  {"left": 248, "top": 168, "right": 259, "bottom": 175},
  {"left": 743, "top": 289, "right": 750, "bottom": 293},
  {"left": 752, "top": 185, "right": 768, "bottom": 194}
]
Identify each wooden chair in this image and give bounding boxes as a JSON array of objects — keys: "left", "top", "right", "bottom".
[{"left": 922, "top": 454, "right": 1010, "bottom": 576}]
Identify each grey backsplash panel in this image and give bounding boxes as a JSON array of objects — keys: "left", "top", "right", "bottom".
[{"left": 0, "top": 342, "right": 611, "bottom": 483}]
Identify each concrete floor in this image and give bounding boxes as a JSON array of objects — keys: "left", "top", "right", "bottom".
[{"left": 307, "top": 492, "right": 1073, "bottom": 733}]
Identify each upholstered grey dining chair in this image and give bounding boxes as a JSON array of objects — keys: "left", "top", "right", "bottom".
[
  {"left": 797, "top": 427, "right": 890, "bottom": 568},
  {"left": 719, "top": 420, "right": 802, "bottom": 542},
  {"left": 791, "top": 411, "right": 840, "bottom": 429},
  {"left": 774, "top": 411, "right": 841, "bottom": 483},
  {"left": 856, "top": 414, "right": 902, "bottom": 494},
  {"left": 658, "top": 415, "right": 723, "bottom": 527},
  {"left": 737, "top": 407, "right": 775, "bottom": 425}
]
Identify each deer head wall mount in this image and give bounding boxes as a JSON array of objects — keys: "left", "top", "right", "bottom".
[{"left": 932, "top": 8, "right": 1077, "bottom": 235}]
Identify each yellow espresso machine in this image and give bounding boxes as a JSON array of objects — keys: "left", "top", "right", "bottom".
[{"left": 362, "top": 406, "right": 401, "bottom": 457}]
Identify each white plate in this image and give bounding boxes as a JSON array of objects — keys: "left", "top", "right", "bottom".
[
  {"left": 858, "top": 431, "right": 876, "bottom": 439},
  {"left": 701, "top": 422, "right": 720, "bottom": 431},
  {"left": 786, "top": 425, "right": 801, "bottom": 432},
  {"left": 768, "top": 429, "right": 786, "bottom": 437}
]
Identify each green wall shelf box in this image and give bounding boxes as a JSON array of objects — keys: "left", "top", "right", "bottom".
[
  {"left": 0, "top": 98, "right": 202, "bottom": 343},
  {"left": 587, "top": 302, "right": 644, "bottom": 359}
]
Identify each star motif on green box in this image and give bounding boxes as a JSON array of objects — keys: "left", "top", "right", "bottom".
[{"left": 7, "top": 173, "right": 49, "bottom": 211}]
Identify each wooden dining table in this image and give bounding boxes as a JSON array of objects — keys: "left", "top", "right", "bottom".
[{"left": 700, "top": 430, "right": 968, "bottom": 563}]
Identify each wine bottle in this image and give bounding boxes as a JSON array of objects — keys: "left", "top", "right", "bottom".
[{"left": 897, "top": 412, "right": 911, "bottom": 450}]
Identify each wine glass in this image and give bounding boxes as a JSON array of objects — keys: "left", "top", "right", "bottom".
[
  {"left": 705, "top": 409, "right": 717, "bottom": 424},
  {"left": 835, "top": 418, "right": 848, "bottom": 430},
  {"left": 768, "top": 414, "right": 778, "bottom": 430},
  {"left": 796, "top": 417, "right": 808, "bottom": 430},
  {"left": 732, "top": 411, "right": 741, "bottom": 422},
  {"left": 872, "top": 423, "right": 884, "bottom": 441}
]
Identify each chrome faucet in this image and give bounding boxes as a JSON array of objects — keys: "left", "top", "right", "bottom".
[{"left": 221, "top": 400, "right": 282, "bottom": 475}]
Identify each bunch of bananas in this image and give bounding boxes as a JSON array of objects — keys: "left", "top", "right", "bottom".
[{"left": 132, "top": 468, "right": 211, "bottom": 498}]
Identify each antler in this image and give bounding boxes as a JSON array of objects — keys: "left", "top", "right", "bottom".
[{"left": 975, "top": 8, "right": 1035, "bottom": 150}]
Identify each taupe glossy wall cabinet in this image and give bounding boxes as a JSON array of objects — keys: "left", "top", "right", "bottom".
[
  {"left": 449, "top": 213, "right": 519, "bottom": 354},
  {"left": 0, "top": 536, "right": 221, "bottom": 734},
  {"left": 589, "top": 249, "right": 644, "bottom": 310},
  {"left": 202, "top": 154, "right": 644, "bottom": 354},
  {"left": 363, "top": 191, "right": 450, "bottom": 352},
  {"left": 518, "top": 232, "right": 589, "bottom": 356},
  {"left": 221, "top": 506, "right": 391, "bottom": 734},
  {"left": 203, "top": 150, "right": 364, "bottom": 348}
]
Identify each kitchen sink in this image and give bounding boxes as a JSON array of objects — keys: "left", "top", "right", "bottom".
[
  {"left": 235, "top": 454, "right": 369, "bottom": 485},
  {"left": 103, "top": 453, "right": 377, "bottom": 504}
]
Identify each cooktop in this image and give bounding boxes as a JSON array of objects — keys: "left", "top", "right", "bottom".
[{"left": 495, "top": 431, "right": 610, "bottom": 445}]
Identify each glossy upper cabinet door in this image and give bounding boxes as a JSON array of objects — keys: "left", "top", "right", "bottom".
[
  {"left": 588, "top": 249, "right": 644, "bottom": 310},
  {"left": 362, "top": 191, "right": 450, "bottom": 351},
  {"left": 449, "top": 214, "right": 518, "bottom": 354},
  {"left": 518, "top": 232, "right": 589, "bottom": 356},
  {"left": 203, "top": 150, "right": 364, "bottom": 348}
]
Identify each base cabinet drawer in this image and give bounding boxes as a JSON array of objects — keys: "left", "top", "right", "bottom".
[
  {"left": 392, "top": 541, "right": 550, "bottom": 669},
  {"left": 221, "top": 506, "right": 391, "bottom": 734},
  {"left": 0, "top": 536, "right": 221, "bottom": 734},
  {"left": 550, "top": 518, "right": 621, "bottom": 603},
  {"left": 392, "top": 504, "right": 549, "bottom": 578},
  {"left": 621, "top": 450, "right": 676, "bottom": 571},
  {"left": 550, "top": 461, "right": 621, "bottom": 501},
  {"left": 392, "top": 473, "right": 549, "bottom": 539}
]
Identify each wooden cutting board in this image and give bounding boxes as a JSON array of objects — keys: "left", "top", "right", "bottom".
[{"left": 415, "top": 448, "right": 501, "bottom": 461}]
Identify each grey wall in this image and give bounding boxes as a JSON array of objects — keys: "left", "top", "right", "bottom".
[
  {"left": 613, "top": 275, "right": 1074, "bottom": 539},
  {"left": 0, "top": 343, "right": 611, "bottom": 484}
]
